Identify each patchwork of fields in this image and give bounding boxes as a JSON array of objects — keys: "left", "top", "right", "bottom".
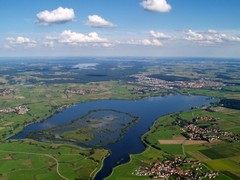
[
  {"left": 0, "top": 140, "right": 108, "bottom": 180},
  {"left": 108, "top": 107, "right": 240, "bottom": 179}
]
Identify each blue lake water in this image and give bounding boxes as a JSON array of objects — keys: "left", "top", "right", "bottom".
[{"left": 11, "top": 95, "right": 215, "bottom": 179}]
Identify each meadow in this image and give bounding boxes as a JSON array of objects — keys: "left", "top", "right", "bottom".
[
  {"left": 1, "top": 58, "right": 240, "bottom": 179},
  {"left": 0, "top": 139, "right": 108, "bottom": 180},
  {"left": 108, "top": 107, "right": 240, "bottom": 179}
]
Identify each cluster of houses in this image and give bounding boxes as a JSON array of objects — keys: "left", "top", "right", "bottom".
[
  {"left": 0, "top": 105, "right": 29, "bottom": 115},
  {"left": 129, "top": 74, "right": 223, "bottom": 93},
  {"left": 181, "top": 123, "right": 239, "bottom": 142},
  {"left": 174, "top": 115, "right": 239, "bottom": 142},
  {"left": 135, "top": 157, "right": 219, "bottom": 179},
  {"left": 182, "top": 124, "right": 220, "bottom": 141},
  {"left": 131, "top": 87, "right": 164, "bottom": 94},
  {"left": 0, "top": 88, "right": 14, "bottom": 96},
  {"left": 194, "top": 116, "right": 218, "bottom": 122},
  {"left": 64, "top": 88, "right": 95, "bottom": 95}
]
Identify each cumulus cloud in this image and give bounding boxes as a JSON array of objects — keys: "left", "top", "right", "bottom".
[
  {"left": 87, "top": 15, "right": 116, "bottom": 28},
  {"left": 124, "top": 30, "right": 169, "bottom": 47},
  {"left": 42, "top": 36, "right": 59, "bottom": 47},
  {"left": 101, "top": 43, "right": 113, "bottom": 47},
  {"left": 36, "top": 7, "right": 75, "bottom": 26},
  {"left": 185, "top": 29, "right": 240, "bottom": 45},
  {"left": 141, "top": 0, "right": 171, "bottom": 13},
  {"left": 150, "top": 30, "right": 172, "bottom": 39},
  {"left": 128, "top": 39, "right": 162, "bottom": 46},
  {"left": 59, "top": 30, "right": 109, "bottom": 46},
  {"left": 6, "top": 37, "right": 35, "bottom": 44},
  {"left": 5, "top": 36, "right": 37, "bottom": 48}
]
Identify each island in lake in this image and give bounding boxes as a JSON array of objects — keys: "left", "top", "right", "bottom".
[{"left": 28, "top": 109, "right": 139, "bottom": 146}]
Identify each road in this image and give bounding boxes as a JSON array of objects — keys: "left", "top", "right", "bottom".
[{"left": 0, "top": 150, "right": 71, "bottom": 180}]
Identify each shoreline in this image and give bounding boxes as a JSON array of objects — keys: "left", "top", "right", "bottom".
[
  {"left": 101, "top": 98, "right": 215, "bottom": 179},
  {"left": 6, "top": 90, "right": 172, "bottom": 142},
  {"left": 7, "top": 93, "right": 215, "bottom": 180},
  {"left": 91, "top": 151, "right": 111, "bottom": 180},
  {"left": 104, "top": 95, "right": 218, "bottom": 179}
]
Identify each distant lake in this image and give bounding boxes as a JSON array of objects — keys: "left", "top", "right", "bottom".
[{"left": 11, "top": 94, "right": 215, "bottom": 179}]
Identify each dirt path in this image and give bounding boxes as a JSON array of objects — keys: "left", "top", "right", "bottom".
[
  {"left": 182, "top": 143, "right": 186, "bottom": 157},
  {"left": 0, "top": 150, "right": 70, "bottom": 180},
  {"left": 159, "top": 139, "right": 208, "bottom": 145}
]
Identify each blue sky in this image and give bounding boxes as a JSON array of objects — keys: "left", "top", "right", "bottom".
[{"left": 0, "top": 0, "right": 240, "bottom": 57}]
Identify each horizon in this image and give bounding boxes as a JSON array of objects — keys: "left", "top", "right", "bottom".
[{"left": 0, "top": 56, "right": 240, "bottom": 60}]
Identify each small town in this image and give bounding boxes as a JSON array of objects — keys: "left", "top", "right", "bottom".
[
  {"left": 131, "top": 86, "right": 165, "bottom": 94},
  {"left": 0, "top": 88, "right": 14, "bottom": 96},
  {"left": 129, "top": 73, "right": 223, "bottom": 93},
  {"left": 176, "top": 116, "right": 240, "bottom": 142},
  {"left": 64, "top": 88, "right": 95, "bottom": 95},
  {"left": 0, "top": 105, "right": 29, "bottom": 115},
  {"left": 135, "top": 157, "right": 219, "bottom": 179},
  {"left": 194, "top": 116, "right": 218, "bottom": 122},
  {"left": 182, "top": 124, "right": 239, "bottom": 142}
]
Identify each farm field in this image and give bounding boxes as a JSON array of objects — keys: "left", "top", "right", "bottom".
[
  {"left": 108, "top": 106, "right": 240, "bottom": 179},
  {"left": 0, "top": 58, "right": 240, "bottom": 179},
  {"left": 0, "top": 139, "right": 108, "bottom": 180},
  {"left": 1, "top": 0, "right": 240, "bottom": 177},
  {"left": 0, "top": 80, "right": 157, "bottom": 141}
]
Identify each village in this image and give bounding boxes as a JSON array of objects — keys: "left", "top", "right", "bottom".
[
  {"left": 135, "top": 114, "right": 238, "bottom": 179},
  {"left": 0, "top": 88, "right": 14, "bottom": 96},
  {"left": 177, "top": 116, "right": 239, "bottom": 143},
  {"left": 129, "top": 73, "right": 223, "bottom": 94},
  {"left": 181, "top": 124, "right": 239, "bottom": 143},
  {"left": 135, "top": 157, "right": 219, "bottom": 179},
  {"left": 64, "top": 88, "right": 96, "bottom": 95},
  {"left": 0, "top": 105, "right": 29, "bottom": 115}
]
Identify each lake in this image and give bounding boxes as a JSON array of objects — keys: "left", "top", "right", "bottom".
[{"left": 10, "top": 94, "right": 215, "bottom": 179}]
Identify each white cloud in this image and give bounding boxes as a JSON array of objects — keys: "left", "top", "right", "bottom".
[
  {"left": 59, "top": 30, "right": 109, "bottom": 46},
  {"left": 150, "top": 30, "right": 172, "bottom": 39},
  {"left": 208, "top": 29, "right": 218, "bottom": 34},
  {"left": 128, "top": 39, "right": 162, "bottom": 46},
  {"left": 185, "top": 30, "right": 205, "bottom": 41},
  {"left": 101, "top": 43, "right": 113, "bottom": 47},
  {"left": 42, "top": 36, "right": 58, "bottom": 47},
  {"left": 185, "top": 29, "right": 240, "bottom": 45},
  {"left": 5, "top": 36, "right": 37, "bottom": 48},
  {"left": 141, "top": 0, "right": 171, "bottom": 13},
  {"left": 36, "top": 7, "right": 75, "bottom": 26},
  {"left": 6, "top": 37, "right": 35, "bottom": 44},
  {"left": 44, "top": 36, "right": 58, "bottom": 40},
  {"left": 87, "top": 15, "right": 116, "bottom": 28},
  {"left": 123, "top": 30, "right": 168, "bottom": 47}
]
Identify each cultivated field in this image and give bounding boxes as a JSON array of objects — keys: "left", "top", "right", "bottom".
[
  {"left": 108, "top": 107, "right": 240, "bottom": 179},
  {"left": 0, "top": 139, "right": 108, "bottom": 180}
]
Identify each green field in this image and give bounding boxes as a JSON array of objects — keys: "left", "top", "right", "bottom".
[
  {"left": 142, "top": 115, "right": 183, "bottom": 150},
  {"left": 0, "top": 81, "right": 157, "bottom": 141},
  {"left": 0, "top": 139, "right": 109, "bottom": 180},
  {"left": 106, "top": 146, "right": 164, "bottom": 180},
  {"left": 179, "top": 107, "right": 240, "bottom": 134},
  {"left": 1, "top": 59, "right": 240, "bottom": 179},
  {"left": 108, "top": 107, "right": 240, "bottom": 179},
  {"left": 200, "top": 143, "right": 240, "bottom": 159},
  {"left": 61, "top": 127, "right": 94, "bottom": 142}
]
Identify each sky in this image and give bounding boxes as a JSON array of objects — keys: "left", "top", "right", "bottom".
[{"left": 0, "top": 0, "right": 240, "bottom": 57}]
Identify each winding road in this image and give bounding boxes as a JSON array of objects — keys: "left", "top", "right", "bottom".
[{"left": 0, "top": 150, "right": 70, "bottom": 180}]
